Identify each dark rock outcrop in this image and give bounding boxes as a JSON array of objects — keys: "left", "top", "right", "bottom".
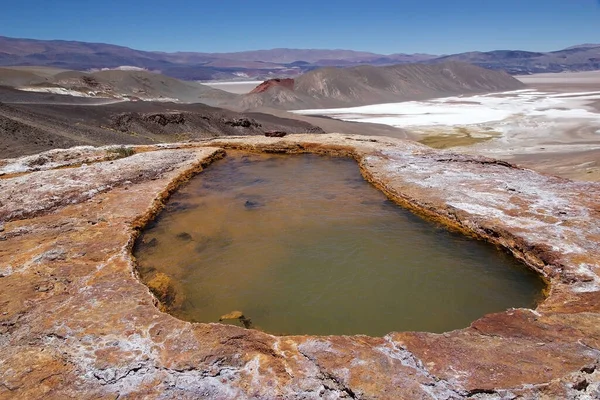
[
  {"left": 223, "top": 117, "right": 261, "bottom": 128},
  {"left": 264, "top": 130, "right": 287, "bottom": 137}
]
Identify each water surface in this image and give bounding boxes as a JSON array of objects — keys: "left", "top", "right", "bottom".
[{"left": 135, "top": 152, "right": 545, "bottom": 336}]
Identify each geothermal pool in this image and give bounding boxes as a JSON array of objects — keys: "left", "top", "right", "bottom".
[{"left": 134, "top": 152, "right": 545, "bottom": 336}]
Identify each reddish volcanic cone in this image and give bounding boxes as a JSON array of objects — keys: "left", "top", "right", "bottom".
[{"left": 250, "top": 78, "right": 295, "bottom": 94}]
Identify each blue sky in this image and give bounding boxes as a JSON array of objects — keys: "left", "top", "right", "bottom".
[{"left": 1, "top": 0, "right": 599, "bottom": 54}]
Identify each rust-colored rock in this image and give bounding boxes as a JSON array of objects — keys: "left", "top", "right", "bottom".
[
  {"left": 1, "top": 134, "right": 599, "bottom": 399},
  {"left": 249, "top": 78, "right": 295, "bottom": 94},
  {"left": 219, "top": 311, "right": 245, "bottom": 321},
  {"left": 146, "top": 272, "right": 177, "bottom": 309}
]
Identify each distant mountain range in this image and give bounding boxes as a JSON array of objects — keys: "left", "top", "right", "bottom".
[
  {"left": 0, "top": 36, "right": 435, "bottom": 81},
  {"left": 434, "top": 45, "right": 600, "bottom": 75},
  {"left": 2, "top": 36, "right": 600, "bottom": 81}
]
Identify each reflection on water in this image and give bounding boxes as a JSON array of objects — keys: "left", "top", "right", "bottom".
[{"left": 134, "top": 151, "right": 545, "bottom": 336}]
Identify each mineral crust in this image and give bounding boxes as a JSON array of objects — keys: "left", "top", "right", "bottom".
[{"left": 1, "top": 134, "right": 599, "bottom": 399}]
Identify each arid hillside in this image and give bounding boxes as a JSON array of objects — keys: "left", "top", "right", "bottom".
[
  {"left": 233, "top": 61, "right": 525, "bottom": 110},
  {"left": 0, "top": 91, "right": 322, "bottom": 158},
  {"left": 0, "top": 67, "right": 235, "bottom": 105}
]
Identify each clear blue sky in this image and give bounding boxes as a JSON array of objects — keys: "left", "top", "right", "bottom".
[{"left": 1, "top": 0, "right": 599, "bottom": 54}]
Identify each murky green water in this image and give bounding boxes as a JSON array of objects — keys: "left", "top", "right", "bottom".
[{"left": 134, "top": 152, "right": 545, "bottom": 336}]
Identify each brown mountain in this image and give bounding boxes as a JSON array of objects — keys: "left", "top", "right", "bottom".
[{"left": 233, "top": 61, "right": 525, "bottom": 110}]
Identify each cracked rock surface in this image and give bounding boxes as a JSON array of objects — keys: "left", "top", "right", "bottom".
[{"left": 1, "top": 134, "right": 599, "bottom": 399}]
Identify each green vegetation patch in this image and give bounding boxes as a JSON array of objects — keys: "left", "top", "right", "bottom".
[
  {"left": 107, "top": 146, "right": 136, "bottom": 159},
  {"left": 418, "top": 127, "right": 500, "bottom": 149}
]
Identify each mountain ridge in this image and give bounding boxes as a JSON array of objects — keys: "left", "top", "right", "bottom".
[
  {"left": 435, "top": 47, "right": 600, "bottom": 75},
  {"left": 3, "top": 35, "right": 599, "bottom": 80}
]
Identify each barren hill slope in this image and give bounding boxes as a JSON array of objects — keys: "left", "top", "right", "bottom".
[
  {"left": 0, "top": 89, "right": 322, "bottom": 158},
  {"left": 233, "top": 61, "right": 525, "bottom": 110},
  {"left": 0, "top": 67, "right": 236, "bottom": 105}
]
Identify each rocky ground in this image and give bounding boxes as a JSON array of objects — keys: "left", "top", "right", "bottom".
[
  {"left": 0, "top": 93, "right": 323, "bottom": 159},
  {"left": 1, "top": 134, "right": 599, "bottom": 399}
]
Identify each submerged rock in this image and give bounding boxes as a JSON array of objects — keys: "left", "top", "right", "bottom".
[
  {"left": 146, "top": 272, "right": 177, "bottom": 308},
  {"left": 219, "top": 310, "right": 253, "bottom": 329},
  {"left": 193, "top": 235, "right": 213, "bottom": 254},
  {"left": 167, "top": 201, "right": 195, "bottom": 212},
  {"left": 219, "top": 310, "right": 244, "bottom": 320},
  {"left": 142, "top": 237, "right": 158, "bottom": 248},
  {"left": 175, "top": 232, "right": 192, "bottom": 241},
  {"left": 244, "top": 200, "right": 263, "bottom": 209}
]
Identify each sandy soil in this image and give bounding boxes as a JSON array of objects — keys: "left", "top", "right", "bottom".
[
  {"left": 507, "top": 148, "right": 600, "bottom": 182},
  {"left": 255, "top": 107, "right": 413, "bottom": 139},
  {"left": 293, "top": 71, "right": 600, "bottom": 182},
  {"left": 489, "top": 72, "right": 600, "bottom": 181},
  {"left": 517, "top": 71, "right": 600, "bottom": 114},
  {"left": 0, "top": 66, "right": 71, "bottom": 78},
  {"left": 516, "top": 71, "right": 600, "bottom": 92},
  {"left": 202, "top": 81, "right": 262, "bottom": 94}
]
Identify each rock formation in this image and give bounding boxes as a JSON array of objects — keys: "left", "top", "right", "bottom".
[
  {"left": 146, "top": 272, "right": 179, "bottom": 309},
  {"left": 249, "top": 78, "right": 295, "bottom": 94},
  {"left": 1, "top": 134, "right": 599, "bottom": 398}
]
